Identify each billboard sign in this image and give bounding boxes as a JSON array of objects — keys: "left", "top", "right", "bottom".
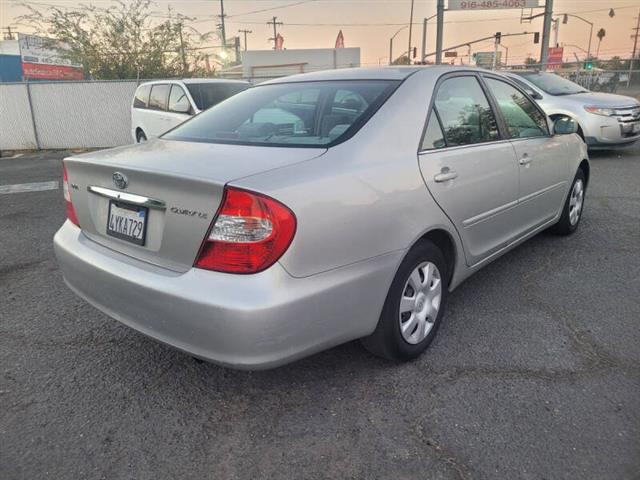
[
  {"left": 448, "top": 0, "right": 540, "bottom": 11},
  {"left": 18, "top": 33, "right": 83, "bottom": 80},
  {"left": 547, "top": 47, "right": 564, "bottom": 69},
  {"left": 474, "top": 51, "right": 502, "bottom": 68}
]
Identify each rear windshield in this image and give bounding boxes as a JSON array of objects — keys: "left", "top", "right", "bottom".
[
  {"left": 516, "top": 73, "right": 588, "bottom": 96},
  {"left": 164, "top": 80, "right": 400, "bottom": 148},
  {"left": 185, "top": 83, "right": 250, "bottom": 110}
]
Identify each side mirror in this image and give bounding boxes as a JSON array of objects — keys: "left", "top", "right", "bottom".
[
  {"left": 173, "top": 100, "right": 192, "bottom": 114},
  {"left": 528, "top": 90, "right": 543, "bottom": 100},
  {"left": 553, "top": 116, "right": 579, "bottom": 135}
]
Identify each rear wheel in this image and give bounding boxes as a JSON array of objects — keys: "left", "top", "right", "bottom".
[
  {"left": 136, "top": 129, "right": 147, "bottom": 143},
  {"left": 551, "top": 169, "right": 586, "bottom": 235},
  {"left": 361, "top": 240, "right": 448, "bottom": 361}
]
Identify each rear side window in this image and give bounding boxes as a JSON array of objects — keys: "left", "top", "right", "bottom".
[
  {"left": 164, "top": 80, "right": 399, "bottom": 147},
  {"left": 421, "top": 112, "right": 446, "bottom": 150},
  {"left": 434, "top": 76, "right": 499, "bottom": 146},
  {"left": 185, "top": 83, "right": 250, "bottom": 110},
  {"left": 133, "top": 84, "right": 151, "bottom": 108},
  {"left": 484, "top": 78, "right": 549, "bottom": 139},
  {"left": 148, "top": 84, "right": 169, "bottom": 111}
]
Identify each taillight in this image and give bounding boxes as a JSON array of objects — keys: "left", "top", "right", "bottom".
[
  {"left": 62, "top": 162, "right": 80, "bottom": 226},
  {"left": 194, "top": 187, "right": 296, "bottom": 274}
]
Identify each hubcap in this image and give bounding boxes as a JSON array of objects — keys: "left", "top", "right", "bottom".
[
  {"left": 569, "top": 179, "right": 584, "bottom": 226},
  {"left": 399, "top": 262, "right": 442, "bottom": 345}
]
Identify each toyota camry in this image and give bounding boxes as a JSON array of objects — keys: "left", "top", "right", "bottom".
[{"left": 54, "top": 66, "right": 589, "bottom": 369}]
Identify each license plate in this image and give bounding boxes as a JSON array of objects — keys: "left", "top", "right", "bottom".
[
  {"left": 107, "top": 201, "right": 148, "bottom": 246},
  {"left": 633, "top": 123, "right": 640, "bottom": 133}
]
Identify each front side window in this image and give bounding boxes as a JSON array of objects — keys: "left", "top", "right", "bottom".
[
  {"left": 185, "top": 83, "right": 250, "bottom": 110},
  {"left": 133, "top": 84, "right": 151, "bottom": 108},
  {"left": 148, "top": 84, "right": 169, "bottom": 111},
  {"left": 168, "top": 85, "right": 190, "bottom": 113},
  {"left": 164, "top": 80, "right": 399, "bottom": 147},
  {"left": 421, "top": 111, "right": 446, "bottom": 150},
  {"left": 485, "top": 78, "right": 549, "bottom": 139},
  {"left": 434, "top": 76, "right": 499, "bottom": 147}
]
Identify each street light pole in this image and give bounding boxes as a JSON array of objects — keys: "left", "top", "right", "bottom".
[
  {"left": 421, "top": 13, "right": 438, "bottom": 63},
  {"left": 389, "top": 25, "right": 408, "bottom": 65},
  {"left": 540, "top": 0, "right": 554, "bottom": 69},
  {"left": 408, "top": 0, "right": 415, "bottom": 64}
]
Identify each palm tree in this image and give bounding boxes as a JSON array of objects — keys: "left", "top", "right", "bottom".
[{"left": 596, "top": 28, "right": 606, "bottom": 58}]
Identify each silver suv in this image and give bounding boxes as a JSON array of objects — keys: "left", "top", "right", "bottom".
[{"left": 503, "top": 71, "right": 640, "bottom": 149}]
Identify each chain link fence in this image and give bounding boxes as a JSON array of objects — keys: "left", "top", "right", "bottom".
[{"left": 1, "top": 62, "right": 639, "bottom": 152}]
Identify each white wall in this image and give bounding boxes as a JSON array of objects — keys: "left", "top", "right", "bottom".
[{"left": 242, "top": 48, "right": 360, "bottom": 79}]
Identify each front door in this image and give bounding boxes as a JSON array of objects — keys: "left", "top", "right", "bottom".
[{"left": 419, "top": 75, "right": 520, "bottom": 266}]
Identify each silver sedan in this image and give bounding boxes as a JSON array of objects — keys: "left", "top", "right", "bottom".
[{"left": 54, "top": 66, "right": 589, "bottom": 369}]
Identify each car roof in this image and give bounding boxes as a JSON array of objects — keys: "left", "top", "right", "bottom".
[
  {"left": 138, "top": 78, "right": 250, "bottom": 86},
  {"left": 262, "top": 66, "right": 501, "bottom": 84}
]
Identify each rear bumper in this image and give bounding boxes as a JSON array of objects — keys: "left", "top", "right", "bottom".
[{"left": 54, "top": 221, "right": 401, "bottom": 369}]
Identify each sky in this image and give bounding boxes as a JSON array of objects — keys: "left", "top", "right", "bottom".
[{"left": 1, "top": 0, "right": 639, "bottom": 66}]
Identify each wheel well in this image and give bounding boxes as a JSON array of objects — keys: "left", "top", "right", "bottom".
[
  {"left": 135, "top": 127, "right": 145, "bottom": 137},
  {"left": 415, "top": 229, "right": 456, "bottom": 286},
  {"left": 579, "top": 159, "right": 590, "bottom": 186}
]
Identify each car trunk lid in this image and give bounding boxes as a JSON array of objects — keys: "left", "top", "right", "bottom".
[{"left": 64, "top": 139, "right": 326, "bottom": 272}]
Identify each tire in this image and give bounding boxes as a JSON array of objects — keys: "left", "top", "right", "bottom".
[
  {"left": 136, "top": 130, "right": 147, "bottom": 143},
  {"left": 551, "top": 168, "right": 586, "bottom": 235},
  {"left": 361, "top": 240, "right": 448, "bottom": 362}
]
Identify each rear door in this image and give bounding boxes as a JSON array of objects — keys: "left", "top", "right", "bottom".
[
  {"left": 146, "top": 83, "right": 171, "bottom": 137},
  {"left": 418, "top": 74, "right": 520, "bottom": 266},
  {"left": 482, "top": 75, "right": 568, "bottom": 231}
]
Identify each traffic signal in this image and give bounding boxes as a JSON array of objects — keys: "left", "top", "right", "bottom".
[
  {"left": 495, "top": 32, "right": 502, "bottom": 44},
  {"left": 533, "top": 32, "right": 540, "bottom": 44},
  {"left": 584, "top": 61, "right": 593, "bottom": 70}
]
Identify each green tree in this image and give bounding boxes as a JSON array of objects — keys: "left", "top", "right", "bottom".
[
  {"left": 524, "top": 57, "right": 538, "bottom": 66},
  {"left": 19, "top": 0, "right": 216, "bottom": 79}
]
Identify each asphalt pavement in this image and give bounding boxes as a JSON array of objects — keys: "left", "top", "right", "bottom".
[{"left": 1, "top": 146, "right": 639, "bottom": 479}]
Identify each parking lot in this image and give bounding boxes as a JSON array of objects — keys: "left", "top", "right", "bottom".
[{"left": 1, "top": 146, "right": 639, "bottom": 479}]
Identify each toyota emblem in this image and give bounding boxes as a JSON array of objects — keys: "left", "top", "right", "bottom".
[{"left": 112, "top": 172, "right": 128, "bottom": 190}]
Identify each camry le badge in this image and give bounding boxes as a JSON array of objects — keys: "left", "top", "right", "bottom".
[{"left": 112, "top": 172, "right": 128, "bottom": 190}]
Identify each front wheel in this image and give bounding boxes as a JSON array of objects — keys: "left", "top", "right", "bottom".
[
  {"left": 551, "top": 169, "right": 586, "bottom": 235},
  {"left": 361, "top": 240, "right": 448, "bottom": 362}
]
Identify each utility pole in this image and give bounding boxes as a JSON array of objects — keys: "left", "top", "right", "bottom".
[
  {"left": 218, "top": 0, "right": 227, "bottom": 47},
  {"left": 421, "top": 18, "right": 427, "bottom": 64},
  {"left": 553, "top": 17, "right": 559, "bottom": 47},
  {"left": 407, "top": 0, "right": 415, "bottom": 64},
  {"left": 435, "top": 0, "right": 445, "bottom": 65},
  {"left": 629, "top": 10, "right": 640, "bottom": 87},
  {"left": 238, "top": 29, "right": 252, "bottom": 51},
  {"left": 540, "top": 0, "right": 554, "bottom": 69},
  {"left": 267, "top": 16, "right": 283, "bottom": 49}
]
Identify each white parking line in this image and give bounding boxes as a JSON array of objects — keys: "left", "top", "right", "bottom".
[{"left": 0, "top": 181, "right": 59, "bottom": 194}]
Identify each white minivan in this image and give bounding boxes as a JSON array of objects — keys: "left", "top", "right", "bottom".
[{"left": 131, "top": 79, "right": 250, "bottom": 143}]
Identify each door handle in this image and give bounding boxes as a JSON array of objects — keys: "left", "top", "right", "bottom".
[
  {"left": 519, "top": 154, "right": 533, "bottom": 166},
  {"left": 434, "top": 168, "right": 458, "bottom": 183}
]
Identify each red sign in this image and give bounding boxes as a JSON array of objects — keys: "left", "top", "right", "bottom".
[
  {"left": 548, "top": 47, "right": 564, "bottom": 69},
  {"left": 22, "top": 62, "right": 84, "bottom": 80},
  {"left": 275, "top": 34, "right": 284, "bottom": 50},
  {"left": 335, "top": 30, "right": 344, "bottom": 49}
]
